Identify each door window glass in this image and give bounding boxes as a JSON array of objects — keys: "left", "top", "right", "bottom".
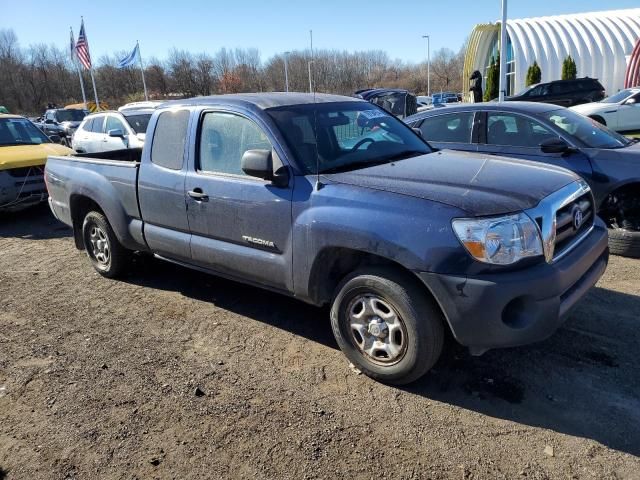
[
  {"left": 486, "top": 113, "right": 556, "bottom": 147},
  {"left": 151, "top": 110, "right": 190, "bottom": 170},
  {"left": 199, "top": 112, "right": 272, "bottom": 176},
  {"left": 90, "top": 116, "right": 104, "bottom": 133},
  {"left": 106, "top": 116, "right": 126, "bottom": 133},
  {"left": 81, "top": 118, "right": 94, "bottom": 132},
  {"left": 418, "top": 112, "right": 474, "bottom": 143}
]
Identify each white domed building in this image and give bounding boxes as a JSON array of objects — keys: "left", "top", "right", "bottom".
[{"left": 463, "top": 8, "right": 640, "bottom": 98}]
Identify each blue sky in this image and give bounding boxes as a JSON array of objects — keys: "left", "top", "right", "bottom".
[{"left": 2, "top": 0, "right": 639, "bottom": 64}]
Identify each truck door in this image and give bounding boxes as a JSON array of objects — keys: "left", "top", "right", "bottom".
[
  {"left": 138, "top": 109, "right": 192, "bottom": 261},
  {"left": 184, "top": 110, "right": 293, "bottom": 291}
]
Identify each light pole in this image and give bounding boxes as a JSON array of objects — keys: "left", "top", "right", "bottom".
[
  {"left": 498, "top": 0, "right": 508, "bottom": 102},
  {"left": 308, "top": 60, "right": 314, "bottom": 93},
  {"left": 284, "top": 51, "right": 290, "bottom": 92},
  {"left": 422, "top": 35, "right": 430, "bottom": 97}
]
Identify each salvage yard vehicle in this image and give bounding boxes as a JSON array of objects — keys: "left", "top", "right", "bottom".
[
  {"left": 46, "top": 93, "right": 608, "bottom": 384},
  {"left": 0, "top": 114, "right": 72, "bottom": 211},
  {"left": 40, "top": 107, "right": 88, "bottom": 146},
  {"left": 355, "top": 88, "right": 418, "bottom": 119},
  {"left": 505, "top": 77, "right": 606, "bottom": 107},
  {"left": 405, "top": 102, "right": 640, "bottom": 258},
  {"left": 72, "top": 106, "right": 155, "bottom": 154},
  {"left": 570, "top": 87, "right": 640, "bottom": 132}
]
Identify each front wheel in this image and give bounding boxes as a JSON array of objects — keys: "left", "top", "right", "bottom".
[
  {"left": 82, "top": 211, "right": 130, "bottom": 278},
  {"left": 330, "top": 268, "right": 444, "bottom": 385}
]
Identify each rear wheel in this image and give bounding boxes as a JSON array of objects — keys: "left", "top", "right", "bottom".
[
  {"left": 82, "top": 211, "right": 130, "bottom": 278},
  {"left": 330, "top": 268, "right": 444, "bottom": 385}
]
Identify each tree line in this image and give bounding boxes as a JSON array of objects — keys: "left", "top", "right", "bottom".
[{"left": 0, "top": 28, "right": 466, "bottom": 115}]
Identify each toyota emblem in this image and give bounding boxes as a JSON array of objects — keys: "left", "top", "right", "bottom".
[{"left": 573, "top": 207, "right": 584, "bottom": 230}]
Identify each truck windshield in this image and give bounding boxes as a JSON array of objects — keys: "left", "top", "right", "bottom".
[
  {"left": 266, "top": 102, "right": 430, "bottom": 174},
  {"left": 54, "top": 109, "right": 86, "bottom": 122},
  {"left": 542, "top": 109, "right": 632, "bottom": 149},
  {"left": 0, "top": 118, "right": 51, "bottom": 146}
]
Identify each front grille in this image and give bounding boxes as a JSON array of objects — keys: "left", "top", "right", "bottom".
[
  {"left": 554, "top": 192, "right": 594, "bottom": 257},
  {"left": 6, "top": 166, "right": 45, "bottom": 178}
]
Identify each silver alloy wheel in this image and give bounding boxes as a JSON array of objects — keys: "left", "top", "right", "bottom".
[
  {"left": 347, "top": 294, "right": 407, "bottom": 365},
  {"left": 89, "top": 225, "right": 110, "bottom": 266}
]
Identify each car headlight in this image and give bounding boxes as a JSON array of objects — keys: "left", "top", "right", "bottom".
[{"left": 452, "top": 213, "right": 543, "bottom": 265}]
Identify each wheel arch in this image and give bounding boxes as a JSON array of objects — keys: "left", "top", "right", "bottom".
[{"left": 69, "top": 194, "right": 105, "bottom": 249}]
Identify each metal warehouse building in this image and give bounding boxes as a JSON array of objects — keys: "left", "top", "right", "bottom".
[{"left": 463, "top": 8, "right": 640, "bottom": 98}]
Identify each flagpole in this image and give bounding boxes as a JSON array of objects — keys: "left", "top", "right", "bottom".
[
  {"left": 89, "top": 67, "right": 100, "bottom": 110},
  {"left": 70, "top": 27, "right": 88, "bottom": 109},
  {"left": 76, "top": 65, "right": 88, "bottom": 109},
  {"left": 137, "top": 40, "right": 149, "bottom": 101}
]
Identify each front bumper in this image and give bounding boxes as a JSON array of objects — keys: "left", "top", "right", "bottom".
[
  {"left": 419, "top": 218, "right": 609, "bottom": 353},
  {"left": 0, "top": 167, "right": 47, "bottom": 211}
]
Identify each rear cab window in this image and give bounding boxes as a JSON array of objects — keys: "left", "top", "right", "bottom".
[{"left": 151, "top": 110, "right": 190, "bottom": 170}]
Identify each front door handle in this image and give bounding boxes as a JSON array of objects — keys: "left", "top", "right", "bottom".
[{"left": 187, "top": 188, "right": 209, "bottom": 201}]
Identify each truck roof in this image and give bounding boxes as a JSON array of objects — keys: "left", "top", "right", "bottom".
[{"left": 162, "top": 92, "right": 362, "bottom": 110}]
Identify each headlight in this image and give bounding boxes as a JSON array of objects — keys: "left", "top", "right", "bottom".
[{"left": 452, "top": 213, "right": 543, "bottom": 265}]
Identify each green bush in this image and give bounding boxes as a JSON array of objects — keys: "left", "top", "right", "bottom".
[
  {"left": 562, "top": 56, "right": 577, "bottom": 80},
  {"left": 526, "top": 60, "right": 541, "bottom": 86},
  {"left": 484, "top": 55, "right": 500, "bottom": 102}
]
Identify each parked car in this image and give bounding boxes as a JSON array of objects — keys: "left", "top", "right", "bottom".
[
  {"left": 31, "top": 118, "right": 67, "bottom": 143},
  {"left": 46, "top": 93, "right": 608, "bottom": 385},
  {"left": 40, "top": 108, "right": 88, "bottom": 146},
  {"left": 570, "top": 87, "right": 640, "bottom": 131},
  {"left": 505, "top": 78, "right": 606, "bottom": 107},
  {"left": 354, "top": 88, "right": 417, "bottom": 119},
  {"left": 405, "top": 102, "right": 640, "bottom": 257},
  {"left": 72, "top": 107, "right": 155, "bottom": 153},
  {"left": 0, "top": 114, "right": 71, "bottom": 211},
  {"left": 416, "top": 95, "right": 432, "bottom": 112}
]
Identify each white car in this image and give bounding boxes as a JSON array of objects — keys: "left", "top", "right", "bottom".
[
  {"left": 72, "top": 108, "right": 154, "bottom": 154},
  {"left": 570, "top": 88, "right": 640, "bottom": 132}
]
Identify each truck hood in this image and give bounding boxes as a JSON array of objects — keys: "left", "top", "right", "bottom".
[
  {"left": 323, "top": 150, "right": 578, "bottom": 216},
  {"left": 0, "top": 143, "right": 73, "bottom": 171}
]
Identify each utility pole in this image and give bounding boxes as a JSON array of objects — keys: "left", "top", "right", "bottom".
[
  {"left": 284, "top": 51, "right": 290, "bottom": 92},
  {"left": 498, "top": 0, "right": 508, "bottom": 101},
  {"left": 422, "top": 35, "right": 430, "bottom": 97}
]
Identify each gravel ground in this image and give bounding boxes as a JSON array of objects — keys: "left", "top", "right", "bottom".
[{"left": 1, "top": 204, "right": 639, "bottom": 479}]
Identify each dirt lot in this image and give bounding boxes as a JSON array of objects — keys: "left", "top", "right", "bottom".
[{"left": 1, "top": 205, "right": 639, "bottom": 479}]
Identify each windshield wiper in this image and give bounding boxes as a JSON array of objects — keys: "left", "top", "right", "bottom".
[{"left": 320, "top": 150, "right": 427, "bottom": 174}]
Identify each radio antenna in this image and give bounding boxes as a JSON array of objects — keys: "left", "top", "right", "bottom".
[{"left": 310, "top": 29, "right": 322, "bottom": 190}]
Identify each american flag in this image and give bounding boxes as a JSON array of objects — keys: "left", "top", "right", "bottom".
[{"left": 75, "top": 20, "right": 92, "bottom": 70}]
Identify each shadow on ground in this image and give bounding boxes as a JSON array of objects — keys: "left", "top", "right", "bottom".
[
  {"left": 0, "top": 203, "right": 71, "bottom": 240},
  {"left": 120, "top": 255, "right": 640, "bottom": 456}
]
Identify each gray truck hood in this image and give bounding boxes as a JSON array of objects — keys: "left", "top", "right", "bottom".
[{"left": 323, "top": 149, "right": 578, "bottom": 216}]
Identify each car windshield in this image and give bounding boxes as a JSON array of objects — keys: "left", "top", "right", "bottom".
[
  {"left": 55, "top": 109, "right": 86, "bottom": 122},
  {"left": 124, "top": 113, "right": 151, "bottom": 134},
  {"left": 0, "top": 118, "right": 50, "bottom": 146},
  {"left": 601, "top": 89, "right": 636, "bottom": 103},
  {"left": 542, "top": 109, "right": 631, "bottom": 149},
  {"left": 266, "top": 102, "right": 430, "bottom": 174}
]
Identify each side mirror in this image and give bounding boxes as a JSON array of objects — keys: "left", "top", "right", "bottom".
[
  {"left": 108, "top": 128, "right": 124, "bottom": 138},
  {"left": 625, "top": 98, "right": 637, "bottom": 105},
  {"left": 241, "top": 149, "right": 288, "bottom": 186},
  {"left": 48, "top": 134, "right": 62, "bottom": 144},
  {"left": 540, "top": 138, "right": 572, "bottom": 154}
]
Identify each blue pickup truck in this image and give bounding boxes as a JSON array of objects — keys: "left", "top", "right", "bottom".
[{"left": 45, "top": 93, "right": 609, "bottom": 384}]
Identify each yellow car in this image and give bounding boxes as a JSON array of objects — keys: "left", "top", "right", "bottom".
[{"left": 0, "top": 114, "right": 72, "bottom": 211}]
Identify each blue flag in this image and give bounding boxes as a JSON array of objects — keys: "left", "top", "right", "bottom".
[{"left": 117, "top": 44, "right": 139, "bottom": 69}]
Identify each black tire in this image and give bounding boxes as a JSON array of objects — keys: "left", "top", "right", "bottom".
[
  {"left": 608, "top": 227, "right": 640, "bottom": 258},
  {"left": 590, "top": 115, "right": 606, "bottom": 126},
  {"left": 82, "top": 211, "right": 131, "bottom": 278},
  {"left": 330, "top": 267, "right": 444, "bottom": 385}
]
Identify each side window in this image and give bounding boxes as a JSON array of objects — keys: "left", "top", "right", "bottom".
[
  {"left": 419, "top": 112, "right": 474, "bottom": 144},
  {"left": 487, "top": 113, "right": 556, "bottom": 147},
  {"left": 90, "top": 116, "right": 105, "bottom": 133},
  {"left": 151, "top": 110, "right": 190, "bottom": 170},
  {"left": 82, "top": 118, "right": 94, "bottom": 132},
  {"left": 106, "top": 116, "right": 126, "bottom": 133},
  {"left": 199, "top": 112, "right": 272, "bottom": 176}
]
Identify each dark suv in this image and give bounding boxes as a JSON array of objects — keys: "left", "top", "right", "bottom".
[{"left": 506, "top": 78, "right": 605, "bottom": 107}]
